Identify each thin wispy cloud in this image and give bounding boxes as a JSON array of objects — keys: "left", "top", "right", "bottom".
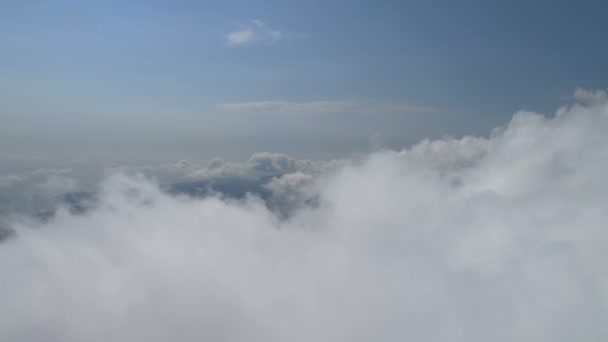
[
  {"left": 374, "top": 103, "right": 442, "bottom": 114},
  {"left": 218, "top": 100, "right": 357, "bottom": 114},
  {"left": 218, "top": 100, "right": 443, "bottom": 116},
  {"left": 226, "top": 19, "right": 283, "bottom": 47}
]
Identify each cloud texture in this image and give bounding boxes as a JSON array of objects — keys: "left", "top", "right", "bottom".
[{"left": 1, "top": 90, "right": 608, "bottom": 341}]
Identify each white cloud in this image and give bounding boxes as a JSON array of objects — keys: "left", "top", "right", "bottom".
[
  {"left": 2, "top": 89, "right": 608, "bottom": 340},
  {"left": 226, "top": 20, "right": 283, "bottom": 47},
  {"left": 397, "top": 135, "right": 492, "bottom": 172},
  {"left": 106, "top": 152, "right": 345, "bottom": 185},
  {"left": 573, "top": 87, "right": 608, "bottom": 105},
  {"left": 170, "top": 153, "right": 344, "bottom": 180},
  {"left": 226, "top": 29, "right": 254, "bottom": 45}
]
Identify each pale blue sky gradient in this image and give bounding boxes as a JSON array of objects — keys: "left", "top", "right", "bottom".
[{"left": 1, "top": 0, "right": 607, "bottom": 161}]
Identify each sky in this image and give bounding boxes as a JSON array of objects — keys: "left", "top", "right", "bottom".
[
  {"left": 2, "top": 0, "right": 607, "bottom": 162},
  {"left": 2, "top": 2, "right": 608, "bottom": 340}
]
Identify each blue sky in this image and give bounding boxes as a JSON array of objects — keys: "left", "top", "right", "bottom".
[{"left": 1, "top": 0, "right": 607, "bottom": 161}]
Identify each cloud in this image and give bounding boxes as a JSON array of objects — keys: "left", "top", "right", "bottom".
[
  {"left": 397, "top": 135, "right": 492, "bottom": 172},
  {"left": 217, "top": 100, "right": 445, "bottom": 116},
  {"left": 0, "top": 168, "right": 77, "bottom": 217},
  {"left": 2, "top": 89, "right": 608, "bottom": 340},
  {"left": 264, "top": 172, "right": 313, "bottom": 196},
  {"left": 218, "top": 100, "right": 357, "bottom": 115},
  {"left": 573, "top": 87, "right": 608, "bottom": 105},
  {"left": 0, "top": 174, "right": 24, "bottom": 187},
  {"left": 226, "top": 20, "right": 283, "bottom": 47},
  {"left": 264, "top": 172, "right": 316, "bottom": 218},
  {"left": 247, "top": 152, "right": 297, "bottom": 173},
  {"left": 101, "top": 153, "right": 347, "bottom": 195},
  {"left": 372, "top": 103, "right": 443, "bottom": 114}
]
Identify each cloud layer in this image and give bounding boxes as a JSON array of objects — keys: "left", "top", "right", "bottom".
[{"left": 1, "top": 90, "right": 608, "bottom": 341}]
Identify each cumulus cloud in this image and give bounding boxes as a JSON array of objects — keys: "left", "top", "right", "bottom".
[
  {"left": 1, "top": 90, "right": 608, "bottom": 340},
  {"left": 573, "top": 87, "right": 608, "bottom": 105},
  {"left": 118, "top": 153, "right": 345, "bottom": 183},
  {"left": 226, "top": 19, "right": 283, "bottom": 47},
  {"left": 397, "top": 135, "right": 492, "bottom": 172},
  {"left": 264, "top": 172, "right": 317, "bottom": 218}
]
